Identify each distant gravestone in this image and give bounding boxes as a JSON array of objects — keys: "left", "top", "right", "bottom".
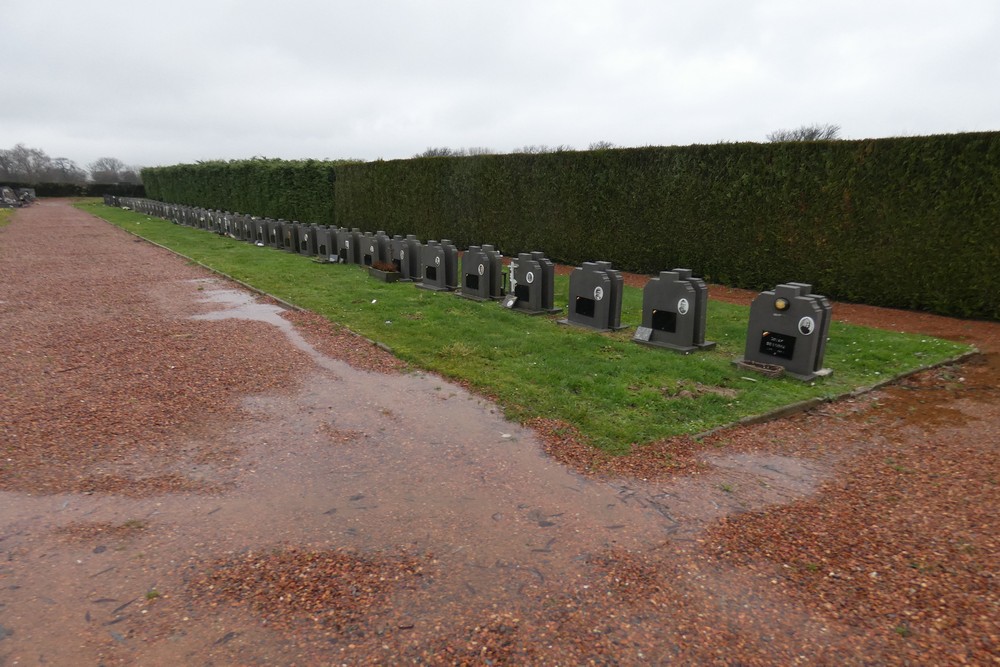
[
  {"left": 504, "top": 251, "right": 561, "bottom": 315},
  {"left": 266, "top": 219, "right": 283, "bottom": 248},
  {"left": 457, "top": 245, "right": 505, "bottom": 301},
  {"left": 417, "top": 240, "right": 458, "bottom": 291},
  {"left": 632, "top": 269, "right": 715, "bottom": 353},
  {"left": 338, "top": 228, "right": 362, "bottom": 264},
  {"left": 558, "top": 261, "right": 626, "bottom": 332},
  {"left": 313, "top": 225, "right": 335, "bottom": 261},
  {"left": 298, "top": 223, "right": 319, "bottom": 256},
  {"left": 391, "top": 234, "right": 422, "bottom": 281},
  {"left": 361, "top": 231, "right": 391, "bottom": 266},
  {"left": 735, "top": 282, "right": 832, "bottom": 381},
  {"left": 238, "top": 215, "right": 253, "bottom": 242}
]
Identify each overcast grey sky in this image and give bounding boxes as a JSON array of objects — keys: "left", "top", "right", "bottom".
[{"left": 2, "top": 0, "right": 997, "bottom": 170}]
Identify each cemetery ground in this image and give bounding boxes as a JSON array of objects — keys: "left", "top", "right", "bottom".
[{"left": 0, "top": 200, "right": 995, "bottom": 665}]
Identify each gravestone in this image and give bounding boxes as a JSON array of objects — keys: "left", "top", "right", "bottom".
[
  {"left": 457, "top": 245, "right": 505, "bottom": 301},
  {"left": 735, "top": 282, "right": 832, "bottom": 381},
  {"left": 632, "top": 268, "right": 715, "bottom": 353},
  {"left": 198, "top": 209, "right": 210, "bottom": 231},
  {"left": 417, "top": 240, "right": 458, "bottom": 291},
  {"left": 236, "top": 215, "right": 254, "bottom": 243},
  {"left": 313, "top": 225, "right": 336, "bottom": 261},
  {"left": 298, "top": 223, "right": 318, "bottom": 256},
  {"left": 558, "top": 261, "right": 626, "bottom": 332},
  {"left": 282, "top": 221, "right": 301, "bottom": 251},
  {"left": 267, "top": 219, "right": 283, "bottom": 248},
  {"left": 338, "top": 228, "right": 362, "bottom": 264},
  {"left": 253, "top": 219, "right": 267, "bottom": 244},
  {"left": 503, "top": 251, "right": 561, "bottom": 315},
  {"left": 362, "top": 231, "right": 391, "bottom": 266},
  {"left": 391, "top": 234, "right": 422, "bottom": 281}
]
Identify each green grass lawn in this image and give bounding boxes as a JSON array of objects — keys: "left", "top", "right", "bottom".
[
  {"left": 0, "top": 208, "right": 14, "bottom": 227},
  {"left": 78, "top": 201, "right": 972, "bottom": 453}
]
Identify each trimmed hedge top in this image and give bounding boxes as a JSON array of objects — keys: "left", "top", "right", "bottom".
[{"left": 142, "top": 133, "right": 1000, "bottom": 319}]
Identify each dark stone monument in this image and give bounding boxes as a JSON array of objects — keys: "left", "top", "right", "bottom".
[
  {"left": 503, "top": 251, "right": 561, "bottom": 315},
  {"left": 314, "top": 225, "right": 336, "bottom": 261},
  {"left": 361, "top": 231, "right": 391, "bottom": 266},
  {"left": 267, "top": 219, "right": 283, "bottom": 249},
  {"left": 558, "top": 261, "right": 626, "bottom": 332},
  {"left": 253, "top": 219, "right": 267, "bottom": 245},
  {"left": 281, "top": 221, "right": 300, "bottom": 252},
  {"left": 632, "top": 268, "right": 715, "bottom": 353},
  {"left": 735, "top": 282, "right": 832, "bottom": 381},
  {"left": 338, "top": 228, "right": 362, "bottom": 264},
  {"left": 457, "top": 245, "right": 505, "bottom": 301},
  {"left": 238, "top": 215, "right": 253, "bottom": 242},
  {"left": 298, "top": 223, "right": 319, "bottom": 256},
  {"left": 417, "top": 240, "right": 458, "bottom": 291},
  {"left": 391, "top": 234, "right": 422, "bottom": 281}
]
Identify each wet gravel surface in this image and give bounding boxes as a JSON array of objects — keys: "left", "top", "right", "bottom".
[{"left": 1, "top": 200, "right": 997, "bottom": 665}]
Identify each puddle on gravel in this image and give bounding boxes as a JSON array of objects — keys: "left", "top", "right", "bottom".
[{"left": 0, "top": 282, "right": 836, "bottom": 664}]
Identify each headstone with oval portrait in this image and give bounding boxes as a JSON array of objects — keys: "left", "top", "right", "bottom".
[
  {"left": 298, "top": 223, "right": 319, "bottom": 256},
  {"left": 337, "top": 227, "right": 362, "bottom": 264},
  {"left": 504, "top": 251, "right": 561, "bottom": 315},
  {"left": 417, "top": 239, "right": 458, "bottom": 291},
  {"left": 632, "top": 268, "right": 715, "bottom": 353},
  {"left": 458, "top": 244, "right": 505, "bottom": 301},
  {"left": 360, "top": 230, "right": 391, "bottom": 266},
  {"left": 391, "top": 234, "right": 423, "bottom": 281},
  {"left": 558, "top": 261, "right": 626, "bottom": 332},
  {"left": 312, "top": 225, "right": 336, "bottom": 261},
  {"left": 736, "top": 282, "right": 832, "bottom": 380}
]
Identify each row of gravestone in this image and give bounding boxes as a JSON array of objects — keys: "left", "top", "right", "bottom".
[{"left": 105, "top": 196, "right": 832, "bottom": 381}]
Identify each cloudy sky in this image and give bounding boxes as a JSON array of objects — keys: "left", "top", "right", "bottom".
[{"left": 2, "top": 0, "right": 997, "bottom": 170}]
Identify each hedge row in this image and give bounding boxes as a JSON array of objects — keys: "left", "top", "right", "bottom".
[
  {"left": 141, "top": 133, "right": 1000, "bottom": 319},
  {"left": 141, "top": 159, "right": 346, "bottom": 225}
]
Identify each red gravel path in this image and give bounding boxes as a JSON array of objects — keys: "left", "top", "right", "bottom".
[{"left": 1, "top": 200, "right": 997, "bottom": 665}]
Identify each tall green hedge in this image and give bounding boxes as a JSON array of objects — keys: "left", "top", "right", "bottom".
[
  {"left": 141, "top": 159, "right": 345, "bottom": 224},
  {"left": 141, "top": 133, "right": 999, "bottom": 319},
  {"left": 335, "top": 134, "right": 999, "bottom": 319}
]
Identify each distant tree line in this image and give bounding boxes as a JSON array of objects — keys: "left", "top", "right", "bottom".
[
  {"left": 413, "top": 141, "right": 617, "bottom": 158},
  {"left": 413, "top": 125, "right": 842, "bottom": 159},
  {"left": 767, "top": 123, "right": 841, "bottom": 142},
  {"left": 0, "top": 143, "right": 142, "bottom": 185}
]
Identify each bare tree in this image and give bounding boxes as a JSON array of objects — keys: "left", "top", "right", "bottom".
[
  {"left": 466, "top": 146, "right": 496, "bottom": 156},
  {"left": 588, "top": 140, "right": 616, "bottom": 150},
  {"left": 415, "top": 147, "right": 467, "bottom": 158},
  {"left": 767, "top": 124, "right": 841, "bottom": 142},
  {"left": 88, "top": 156, "right": 129, "bottom": 183},
  {"left": 44, "top": 157, "right": 88, "bottom": 184},
  {"left": 512, "top": 144, "right": 575, "bottom": 154},
  {"left": 0, "top": 144, "right": 91, "bottom": 184},
  {"left": 117, "top": 166, "right": 143, "bottom": 184},
  {"left": 1, "top": 144, "right": 51, "bottom": 182}
]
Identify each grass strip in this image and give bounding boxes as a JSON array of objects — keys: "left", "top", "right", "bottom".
[{"left": 78, "top": 201, "right": 972, "bottom": 454}]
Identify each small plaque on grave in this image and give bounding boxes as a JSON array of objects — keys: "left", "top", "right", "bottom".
[
  {"left": 633, "top": 326, "right": 653, "bottom": 342},
  {"left": 758, "top": 331, "right": 796, "bottom": 360},
  {"left": 502, "top": 293, "right": 518, "bottom": 309}
]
